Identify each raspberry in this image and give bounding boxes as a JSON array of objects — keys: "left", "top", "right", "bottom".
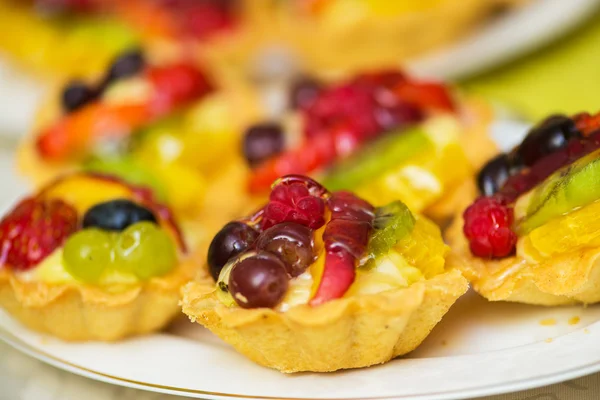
[
  {"left": 262, "top": 176, "right": 327, "bottom": 230},
  {"left": 0, "top": 198, "right": 79, "bottom": 270},
  {"left": 304, "top": 83, "right": 381, "bottom": 140},
  {"left": 147, "top": 63, "right": 213, "bottom": 116},
  {"left": 463, "top": 197, "right": 517, "bottom": 258}
]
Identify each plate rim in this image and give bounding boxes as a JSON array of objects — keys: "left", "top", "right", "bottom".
[
  {"left": 2, "top": 321, "right": 600, "bottom": 400},
  {"left": 406, "top": 0, "right": 600, "bottom": 79}
]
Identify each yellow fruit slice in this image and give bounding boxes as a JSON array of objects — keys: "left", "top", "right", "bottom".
[
  {"left": 395, "top": 216, "right": 448, "bottom": 278},
  {"left": 150, "top": 163, "right": 207, "bottom": 215},
  {"left": 525, "top": 200, "right": 600, "bottom": 258},
  {"left": 355, "top": 115, "right": 471, "bottom": 213},
  {"left": 43, "top": 175, "right": 134, "bottom": 214}
]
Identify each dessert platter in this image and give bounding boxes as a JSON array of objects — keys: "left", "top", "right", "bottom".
[
  {"left": 2, "top": 69, "right": 600, "bottom": 397},
  {"left": 2, "top": 1, "right": 600, "bottom": 400}
]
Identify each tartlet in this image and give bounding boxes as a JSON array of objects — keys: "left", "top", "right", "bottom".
[
  {"left": 0, "top": 172, "right": 203, "bottom": 341},
  {"left": 448, "top": 112, "right": 600, "bottom": 305},
  {"left": 244, "top": 0, "right": 530, "bottom": 75},
  {"left": 240, "top": 70, "right": 496, "bottom": 222},
  {"left": 18, "top": 48, "right": 258, "bottom": 223},
  {"left": 0, "top": 0, "right": 244, "bottom": 79},
  {"left": 182, "top": 175, "right": 468, "bottom": 372}
]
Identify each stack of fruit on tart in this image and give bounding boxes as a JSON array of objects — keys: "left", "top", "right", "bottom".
[
  {"left": 19, "top": 48, "right": 257, "bottom": 224},
  {"left": 0, "top": 172, "right": 195, "bottom": 341},
  {"left": 448, "top": 112, "right": 600, "bottom": 305},
  {"left": 182, "top": 175, "right": 468, "bottom": 372},
  {"left": 0, "top": 0, "right": 243, "bottom": 79},
  {"left": 242, "top": 70, "right": 496, "bottom": 221},
  {"left": 245, "top": 0, "right": 529, "bottom": 74}
]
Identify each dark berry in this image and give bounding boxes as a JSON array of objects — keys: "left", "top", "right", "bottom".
[
  {"left": 242, "top": 123, "right": 285, "bottom": 167},
  {"left": 289, "top": 76, "right": 322, "bottom": 109},
  {"left": 0, "top": 198, "right": 79, "bottom": 270},
  {"left": 477, "top": 153, "right": 512, "bottom": 196},
  {"left": 517, "top": 115, "right": 580, "bottom": 166},
  {"left": 105, "top": 49, "right": 145, "bottom": 84},
  {"left": 207, "top": 222, "right": 259, "bottom": 280},
  {"left": 463, "top": 197, "right": 517, "bottom": 258},
  {"left": 228, "top": 251, "right": 289, "bottom": 309},
  {"left": 62, "top": 80, "right": 97, "bottom": 112},
  {"left": 255, "top": 222, "right": 315, "bottom": 277},
  {"left": 82, "top": 199, "right": 157, "bottom": 232}
]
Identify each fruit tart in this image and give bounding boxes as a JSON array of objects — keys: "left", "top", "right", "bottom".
[
  {"left": 19, "top": 48, "right": 257, "bottom": 222},
  {"left": 448, "top": 112, "right": 600, "bottom": 305},
  {"left": 246, "top": 0, "right": 529, "bottom": 75},
  {"left": 0, "top": 0, "right": 243, "bottom": 79},
  {"left": 182, "top": 175, "right": 468, "bottom": 372},
  {"left": 243, "top": 70, "right": 496, "bottom": 222},
  {"left": 0, "top": 172, "right": 197, "bottom": 341}
]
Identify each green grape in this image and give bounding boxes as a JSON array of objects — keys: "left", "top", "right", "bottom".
[
  {"left": 63, "top": 229, "right": 113, "bottom": 284},
  {"left": 113, "top": 222, "right": 177, "bottom": 280}
]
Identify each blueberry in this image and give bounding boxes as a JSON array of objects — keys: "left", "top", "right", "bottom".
[
  {"left": 242, "top": 123, "right": 285, "bottom": 167},
  {"left": 289, "top": 76, "right": 322, "bottom": 109},
  {"left": 104, "top": 49, "right": 145, "bottom": 85},
  {"left": 477, "top": 153, "right": 512, "bottom": 196},
  {"left": 207, "top": 222, "right": 259, "bottom": 281},
  {"left": 82, "top": 199, "right": 157, "bottom": 231},
  {"left": 517, "top": 115, "right": 580, "bottom": 167},
  {"left": 62, "top": 80, "right": 97, "bottom": 112}
]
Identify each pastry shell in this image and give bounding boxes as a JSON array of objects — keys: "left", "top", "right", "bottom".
[
  {"left": 244, "top": 0, "right": 529, "bottom": 75},
  {"left": 181, "top": 269, "right": 468, "bottom": 373},
  {"left": 0, "top": 254, "right": 205, "bottom": 341},
  {"left": 447, "top": 214, "right": 600, "bottom": 306}
]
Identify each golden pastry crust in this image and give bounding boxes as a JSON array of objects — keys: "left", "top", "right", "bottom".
[
  {"left": 181, "top": 269, "right": 468, "bottom": 373},
  {"left": 245, "top": 0, "right": 530, "bottom": 75},
  {"left": 446, "top": 214, "right": 600, "bottom": 306},
  {"left": 0, "top": 250, "right": 210, "bottom": 341}
]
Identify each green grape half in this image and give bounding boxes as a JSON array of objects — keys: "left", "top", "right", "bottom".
[
  {"left": 113, "top": 221, "right": 177, "bottom": 280},
  {"left": 63, "top": 229, "right": 113, "bottom": 284}
]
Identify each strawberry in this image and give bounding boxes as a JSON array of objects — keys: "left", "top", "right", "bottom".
[{"left": 0, "top": 198, "right": 79, "bottom": 270}]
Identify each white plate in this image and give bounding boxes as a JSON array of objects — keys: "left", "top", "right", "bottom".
[
  {"left": 1, "top": 0, "right": 598, "bottom": 135},
  {"left": 2, "top": 121, "right": 600, "bottom": 400}
]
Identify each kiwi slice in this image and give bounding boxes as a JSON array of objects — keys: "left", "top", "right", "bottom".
[
  {"left": 322, "top": 127, "right": 433, "bottom": 191},
  {"left": 516, "top": 148, "right": 600, "bottom": 234},
  {"left": 84, "top": 156, "right": 167, "bottom": 201},
  {"left": 363, "top": 201, "right": 416, "bottom": 268}
]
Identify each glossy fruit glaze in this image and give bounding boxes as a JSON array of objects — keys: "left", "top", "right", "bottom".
[
  {"left": 0, "top": 173, "right": 184, "bottom": 285},
  {"left": 464, "top": 112, "right": 600, "bottom": 258},
  {"left": 209, "top": 175, "right": 417, "bottom": 309}
]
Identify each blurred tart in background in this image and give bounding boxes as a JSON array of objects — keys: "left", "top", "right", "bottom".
[
  {"left": 0, "top": 0, "right": 246, "bottom": 79},
  {"left": 244, "top": 0, "right": 530, "bottom": 75},
  {"left": 239, "top": 69, "right": 496, "bottom": 222},
  {"left": 18, "top": 48, "right": 260, "bottom": 226}
]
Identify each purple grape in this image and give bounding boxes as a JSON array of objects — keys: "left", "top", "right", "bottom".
[
  {"left": 255, "top": 222, "right": 314, "bottom": 277},
  {"left": 228, "top": 252, "right": 289, "bottom": 308},
  {"left": 207, "top": 222, "right": 259, "bottom": 281}
]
